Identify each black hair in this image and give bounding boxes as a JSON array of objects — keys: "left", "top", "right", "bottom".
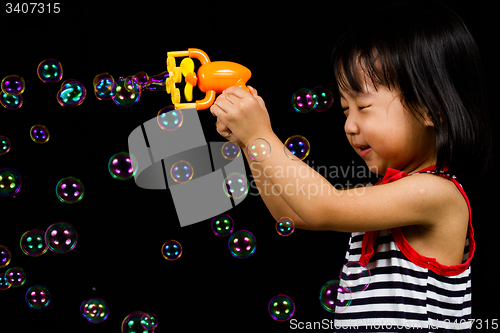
[{"left": 331, "top": 1, "right": 492, "bottom": 179}]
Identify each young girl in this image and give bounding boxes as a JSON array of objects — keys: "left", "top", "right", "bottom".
[{"left": 211, "top": 1, "right": 491, "bottom": 331}]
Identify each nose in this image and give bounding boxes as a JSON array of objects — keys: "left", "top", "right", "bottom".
[{"left": 344, "top": 111, "right": 359, "bottom": 136}]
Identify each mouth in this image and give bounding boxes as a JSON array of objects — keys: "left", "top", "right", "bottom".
[{"left": 357, "top": 145, "right": 372, "bottom": 157}]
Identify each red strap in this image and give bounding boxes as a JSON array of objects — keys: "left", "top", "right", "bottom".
[{"left": 358, "top": 167, "right": 474, "bottom": 276}]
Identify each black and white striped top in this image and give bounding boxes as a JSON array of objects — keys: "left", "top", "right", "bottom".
[{"left": 334, "top": 167, "right": 474, "bottom": 332}]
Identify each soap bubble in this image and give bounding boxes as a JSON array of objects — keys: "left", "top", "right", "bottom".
[
  {"left": 121, "top": 311, "right": 154, "bottom": 333},
  {"left": 161, "top": 240, "right": 182, "bottom": 261},
  {"left": 319, "top": 280, "right": 352, "bottom": 313},
  {"left": 312, "top": 86, "right": 333, "bottom": 112},
  {"left": 0, "top": 136, "right": 11, "bottom": 155},
  {"left": 247, "top": 138, "right": 271, "bottom": 162},
  {"left": 0, "top": 167, "right": 22, "bottom": 197},
  {"left": 108, "top": 152, "right": 138, "bottom": 180},
  {"left": 80, "top": 298, "right": 109, "bottom": 323},
  {"left": 57, "top": 79, "right": 86, "bottom": 106},
  {"left": 0, "top": 92, "right": 22, "bottom": 109},
  {"left": 111, "top": 77, "right": 141, "bottom": 107},
  {"left": 339, "top": 261, "right": 371, "bottom": 292},
  {"left": 221, "top": 141, "right": 240, "bottom": 160},
  {"left": 30, "top": 124, "right": 50, "bottom": 144},
  {"left": 170, "top": 160, "right": 193, "bottom": 184},
  {"left": 129, "top": 72, "right": 149, "bottom": 90},
  {"left": 0, "top": 273, "right": 11, "bottom": 290},
  {"left": 1, "top": 75, "right": 25, "bottom": 95},
  {"left": 223, "top": 172, "right": 248, "bottom": 199},
  {"left": 55, "top": 176, "right": 84, "bottom": 203},
  {"left": 284, "top": 135, "right": 310, "bottom": 160},
  {"left": 157, "top": 106, "right": 183, "bottom": 131},
  {"left": 37, "top": 58, "right": 63, "bottom": 83},
  {"left": 292, "top": 88, "right": 317, "bottom": 113},
  {"left": 228, "top": 230, "right": 256, "bottom": 259},
  {"left": 211, "top": 214, "right": 234, "bottom": 236},
  {"left": 93, "top": 73, "right": 114, "bottom": 100},
  {"left": 0, "top": 245, "right": 11, "bottom": 268},
  {"left": 5, "top": 267, "right": 26, "bottom": 287},
  {"left": 20, "top": 229, "right": 48, "bottom": 257},
  {"left": 268, "top": 294, "right": 295, "bottom": 321},
  {"left": 140, "top": 312, "right": 158, "bottom": 330},
  {"left": 45, "top": 222, "right": 78, "bottom": 254},
  {"left": 26, "top": 285, "right": 51, "bottom": 309},
  {"left": 276, "top": 217, "right": 294, "bottom": 236}
]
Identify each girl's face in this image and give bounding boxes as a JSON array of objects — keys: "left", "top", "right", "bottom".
[{"left": 340, "top": 78, "right": 436, "bottom": 175}]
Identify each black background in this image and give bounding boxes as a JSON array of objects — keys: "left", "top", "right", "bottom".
[{"left": 0, "top": 1, "right": 497, "bottom": 332}]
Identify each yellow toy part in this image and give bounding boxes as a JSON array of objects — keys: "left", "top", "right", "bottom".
[
  {"left": 180, "top": 58, "right": 195, "bottom": 102},
  {"left": 166, "top": 48, "right": 251, "bottom": 110}
]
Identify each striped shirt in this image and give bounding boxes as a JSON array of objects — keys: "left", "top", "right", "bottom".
[{"left": 333, "top": 166, "right": 474, "bottom": 332}]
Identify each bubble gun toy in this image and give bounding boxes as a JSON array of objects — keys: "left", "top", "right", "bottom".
[{"left": 165, "top": 48, "right": 251, "bottom": 110}]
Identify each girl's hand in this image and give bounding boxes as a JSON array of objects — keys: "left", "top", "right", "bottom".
[
  {"left": 215, "top": 116, "right": 244, "bottom": 147},
  {"left": 210, "top": 85, "right": 273, "bottom": 147}
]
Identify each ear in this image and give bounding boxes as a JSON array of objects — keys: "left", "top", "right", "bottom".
[{"left": 422, "top": 112, "right": 435, "bottom": 127}]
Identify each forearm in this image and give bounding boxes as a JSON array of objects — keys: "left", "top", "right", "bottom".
[
  {"left": 247, "top": 133, "right": 340, "bottom": 229},
  {"left": 242, "top": 145, "right": 318, "bottom": 230}
]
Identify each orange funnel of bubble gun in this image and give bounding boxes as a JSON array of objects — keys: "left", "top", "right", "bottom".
[{"left": 165, "top": 48, "right": 251, "bottom": 110}]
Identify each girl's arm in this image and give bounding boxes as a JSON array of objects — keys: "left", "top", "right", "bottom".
[
  {"left": 212, "top": 86, "right": 466, "bottom": 232},
  {"left": 243, "top": 148, "right": 317, "bottom": 230}
]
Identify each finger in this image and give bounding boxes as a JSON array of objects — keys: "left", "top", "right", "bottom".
[
  {"left": 248, "top": 85, "right": 258, "bottom": 96},
  {"left": 225, "top": 86, "right": 249, "bottom": 98}
]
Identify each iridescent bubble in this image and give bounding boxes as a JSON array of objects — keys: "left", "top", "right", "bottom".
[
  {"left": 80, "top": 298, "right": 109, "bottom": 323},
  {"left": 319, "top": 280, "right": 352, "bottom": 313},
  {"left": 0, "top": 245, "right": 11, "bottom": 268},
  {"left": 45, "top": 222, "right": 78, "bottom": 254},
  {"left": 124, "top": 76, "right": 141, "bottom": 94},
  {"left": 93, "top": 73, "right": 115, "bottom": 100},
  {"left": 30, "top": 124, "right": 50, "bottom": 144},
  {"left": 276, "top": 217, "right": 294, "bottom": 236},
  {"left": 170, "top": 160, "right": 193, "bottom": 184},
  {"left": 145, "top": 71, "right": 169, "bottom": 91},
  {"left": 0, "top": 272, "right": 11, "bottom": 290},
  {"left": 0, "top": 168, "right": 22, "bottom": 197},
  {"left": 222, "top": 141, "right": 241, "bottom": 160},
  {"left": 130, "top": 71, "right": 149, "bottom": 90},
  {"left": 312, "top": 86, "right": 333, "bottom": 112},
  {"left": 108, "top": 152, "right": 138, "bottom": 180},
  {"left": 20, "top": 229, "right": 48, "bottom": 257},
  {"left": 121, "top": 311, "right": 152, "bottom": 333},
  {"left": 268, "top": 294, "right": 295, "bottom": 321},
  {"left": 339, "top": 261, "right": 371, "bottom": 292},
  {"left": 211, "top": 214, "right": 234, "bottom": 237},
  {"left": 0, "top": 92, "right": 22, "bottom": 109},
  {"left": 292, "top": 88, "right": 317, "bottom": 113},
  {"left": 247, "top": 138, "right": 271, "bottom": 162},
  {"left": 161, "top": 240, "right": 182, "bottom": 261},
  {"left": 161, "top": 239, "right": 182, "bottom": 261},
  {"left": 157, "top": 106, "right": 183, "bottom": 131},
  {"left": 5, "top": 267, "right": 26, "bottom": 287},
  {"left": 228, "top": 230, "right": 256, "bottom": 259},
  {"left": 56, "top": 176, "right": 84, "bottom": 203},
  {"left": 37, "top": 58, "right": 63, "bottom": 83},
  {"left": 1, "top": 75, "right": 25, "bottom": 95},
  {"left": 140, "top": 312, "right": 158, "bottom": 330},
  {"left": 25, "top": 285, "right": 51, "bottom": 309},
  {"left": 223, "top": 172, "right": 248, "bottom": 200},
  {"left": 284, "top": 135, "right": 310, "bottom": 160},
  {"left": 0, "top": 136, "right": 11, "bottom": 155},
  {"left": 57, "top": 79, "right": 86, "bottom": 106},
  {"left": 111, "top": 77, "right": 141, "bottom": 107}
]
